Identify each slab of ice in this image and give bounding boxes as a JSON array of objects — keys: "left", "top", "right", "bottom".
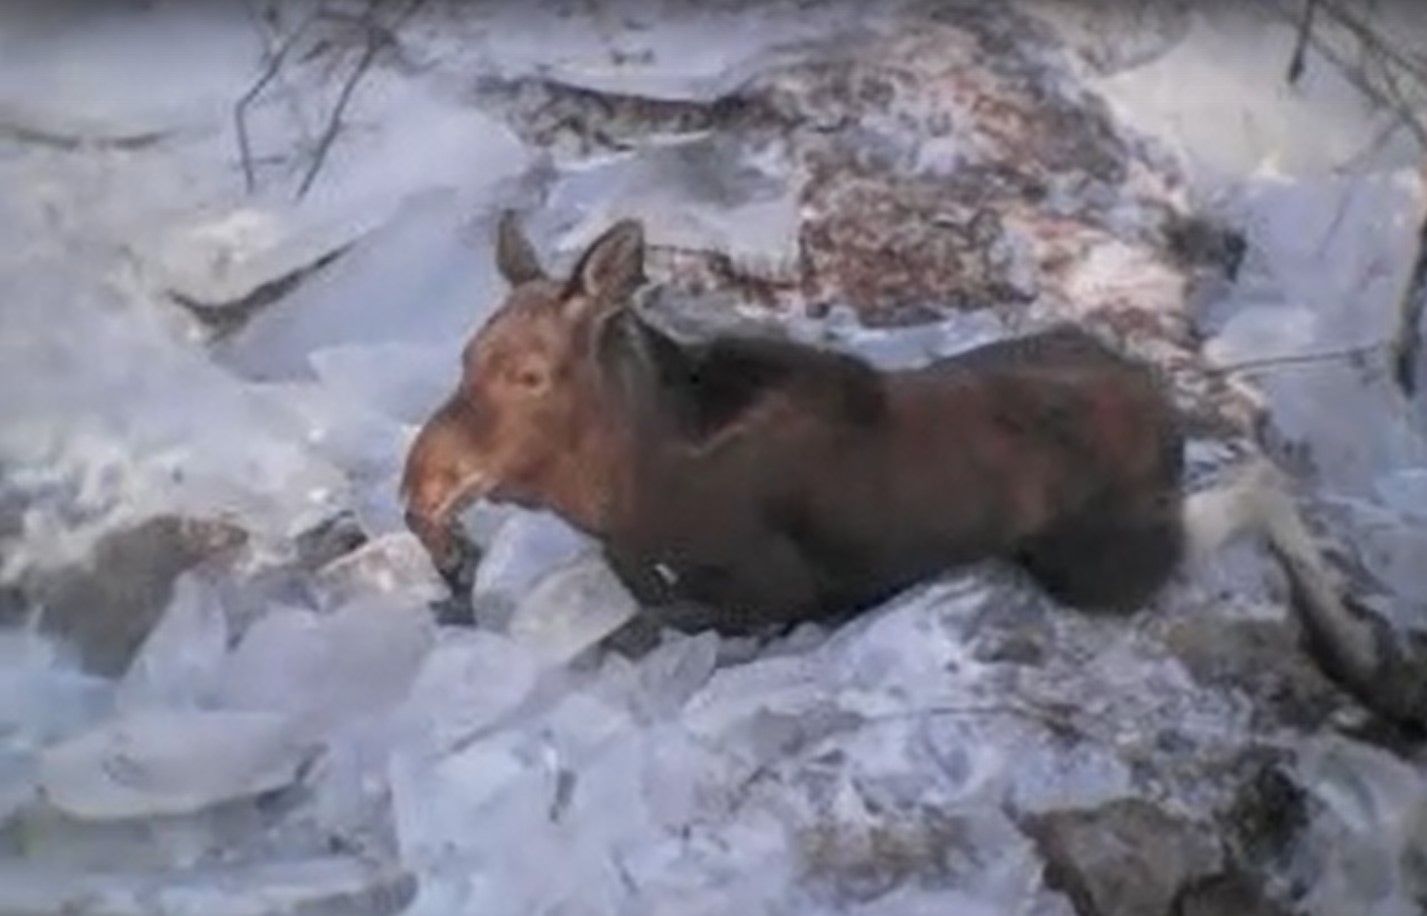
[
  {"left": 309, "top": 341, "right": 457, "bottom": 428},
  {"left": 1206, "top": 170, "right": 1427, "bottom": 496},
  {"left": 0, "top": 5, "right": 255, "bottom": 132},
  {"left": 505, "top": 555, "right": 641, "bottom": 664},
  {"left": 38, "top": 709, "right": 308, "bottom": 820},
  {"left": 219, "top": 598, "right": 432, "bottom": 733},
  {"left": 0, "top": 857, "right": 415, "bottom": 916},
  {"left": 312, "top": 532, "right": 447, "bottom": 611},
  {"left": 116, "top": 574, "right": 229, "bottom": 713},
  {"left": 547, "top": 137, "right": 802, "bottom": 272},
  {"left": 0, "top": 630, "right": 114, "bottom": 747},
  {"left": 470, "top": 509, "right": 594, "bottom": 629},
  {"left": 1089, "top": 4, "right": 1423, "bottom": 185},
  {"left": 0, "top": 745, "right": 37, "bottom": 824},
  {"left": 401, "top": 630, "right": 541, "bottom": 751},
  {"left": 633, "top": 631, "right": 720, "bottom": 722},
  {"left": 438, "top": 0, "right": 878, "bottom": 101},
  {"left": 218, "top": 192, "right": 504, "bottom": 382}
]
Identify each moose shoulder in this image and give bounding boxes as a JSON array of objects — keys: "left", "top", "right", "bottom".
[{"left": 401, "top": 214, "right": 1185, "bottom": 633}]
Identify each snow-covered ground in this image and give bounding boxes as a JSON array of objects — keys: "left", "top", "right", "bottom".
[{"left": 1, "top": 1, "right": 1426, "bottom": 914}]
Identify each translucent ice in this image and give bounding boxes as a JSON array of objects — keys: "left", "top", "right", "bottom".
[
  {"left": 470, "top": 509, "right": 594, "bottom": 629},
  {"left": 400, "top": 630, "right": 541, "bottom": 751},
  {"left": 632, "top": 630, "right": 720, "bottom": 722},
  {"left": 219, "top": 598, "right": 433, "bottom": 734},
  {"left": 38, "top": 709, "right": 309, "bottom": 820},
  {"left": 505, "top": 555, "right": 640, "bottom": 664},
  {"left": 219, "top": 193, "right": 514, "bottom": 383},
  {"left": 116, "top": 573, "right": 229, "bottom": 713},
  {"left": 0, "top": 856, "right": 415, "bottom": 916},
  {"left": 312, "top": 532, "right": 447, "bottom": 611}
]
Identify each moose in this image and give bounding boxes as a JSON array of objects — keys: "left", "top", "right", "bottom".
[{"left": 401, "top": 213, "right": 1185, "bottom": 633}]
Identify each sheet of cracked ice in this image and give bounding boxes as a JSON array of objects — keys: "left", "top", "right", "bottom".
[{"left": 388, "top": 575, "right": 1257, "bottom": 915}]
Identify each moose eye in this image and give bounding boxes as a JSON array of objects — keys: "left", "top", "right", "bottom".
[{"left": 512, "top": 365, "right": 548, "bottom": 391}]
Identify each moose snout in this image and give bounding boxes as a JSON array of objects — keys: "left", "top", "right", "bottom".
[{"left": 400, "top": 396, "right": 492, "bottom": 575}]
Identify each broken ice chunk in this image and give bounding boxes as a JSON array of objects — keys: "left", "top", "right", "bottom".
[
  {"left": 219, "top": 193, "right": 512, "bottom": 382},
  {"left": 470, "top": 510, "right": 593, "bottom": 630},
  {"left": 219, "top": 598, "right": 433, "bottom": 734},
  {"left": 0, "top": 856, "right": 415, "bottom": 916},
  {"left": 0, "top": 746, "right": 36, "bottom": 824},
  {"left": 506, "top": 555, "right": 640, "bottom": 664},
  {"left": 310, "top": 341, "right": 456, "bottom": 427},
  {"left": 633, "top": 631, "right": 720, "bottom": 722},
  {"left": 38, "top": 709, "right": 309, "bottom": 820},
  {"left": 116, "top": 573, "right": 228, "bottom": 713},
  {"left": 313, "top": 532, "right": 447, "bottom": 610},
  {"left": 0, "top": 630, "right": 113, "bottom": 746},
  {"left": 402, "top": 630, "right": 540, "bottom": 750}
]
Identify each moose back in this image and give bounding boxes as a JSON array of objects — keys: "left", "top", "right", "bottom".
[{"left": 401, "top": 214, "right": 1184, "bottom": 633}]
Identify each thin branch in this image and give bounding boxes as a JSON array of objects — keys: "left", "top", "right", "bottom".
[
  {"left": 1316, "top": 0, "right": 1427, "bottom": 86},
  {"left": 236, "top": 9, "right": 320, "bottom": 194},
  {"left": 1288, "top": 0, "right": 1318, "bottom": 85},
  {"left": 1391, "top": 217, "right": 1427, "bottom": 396},
  {"left": 295, "top": 0, "right": 430, "bottom": 201},
  {"left": 1266, "top": 0, "right": 1427, "bottom": 149},
  {"left": 1212, "top": 341, "right": 1388, "bottom": 376}
]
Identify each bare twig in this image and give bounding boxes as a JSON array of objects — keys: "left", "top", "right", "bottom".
[
  {"left": 236, "top": 8, "right": 320, "bottom": 193},
  {"left": 1212, "top": 342, "right": 1388, "bottom": 377},
  {"left": 1288, "top": 0, "right": 1318, "bottom": 85},
  {"left": 295, "top": 0, "right": 430, "bottom": 200},
  {"left": 1316, "top": 0, "right": 1427, "bottom": 86},
  {"left": 1391, "top": 213, "right": 1427, "bottom": 396},
  {"left": 1266, "top": 0, "right": 1427, "bottom": 149}
]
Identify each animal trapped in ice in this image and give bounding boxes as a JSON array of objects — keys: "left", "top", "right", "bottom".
[{"left": 402, "top": 214, "right": 1185, "bottom": 633}]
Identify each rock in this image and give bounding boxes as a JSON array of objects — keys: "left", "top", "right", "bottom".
[
  {"left": 796, "top": 808, "right": 975, "bottom": 904},
  {"left": 18, "top": 515, "right": 247, "bottom": 677},
  {"left": 1020, "top": 798, "right": 1222, "bottom": 916},
  {"left": 1173, "top": 870, "right": 1292, "bottom": 916},
  {"left": 293, "top": 510, "right": 369, "bottom": 571},
  {"left": 38, "top": 709, "right": 309, "bottom": 820},
  {"left": 1162, "top": 616, "right": 1343, "bottom": 728},
  {"left": 1218, "top": 754, "right": 1309, "bottom": 871}
]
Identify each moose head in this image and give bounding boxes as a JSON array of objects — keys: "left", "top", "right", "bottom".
[{"left": 400, "top": 213, "right": 649, "bottom": 574}]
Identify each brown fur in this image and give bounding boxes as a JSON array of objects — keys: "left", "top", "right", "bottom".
[{"left": 402, "top": 214, "right": 1184, "bottom": 633}]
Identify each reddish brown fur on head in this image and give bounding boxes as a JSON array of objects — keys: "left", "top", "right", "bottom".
[{"left": 400, "top": 212, "right": 646, "bottom": 572}]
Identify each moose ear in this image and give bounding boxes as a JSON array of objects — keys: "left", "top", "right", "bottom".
[
  {"left": 566, "top": 219, "right": 645, "bottom": 310},
  {"left": 495, "top": 210, "right": 545, "bottom": 286}
]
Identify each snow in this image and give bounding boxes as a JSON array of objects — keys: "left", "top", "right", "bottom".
[{"left": 2, "top": 0, "right": 1426, "bottom": 913}]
